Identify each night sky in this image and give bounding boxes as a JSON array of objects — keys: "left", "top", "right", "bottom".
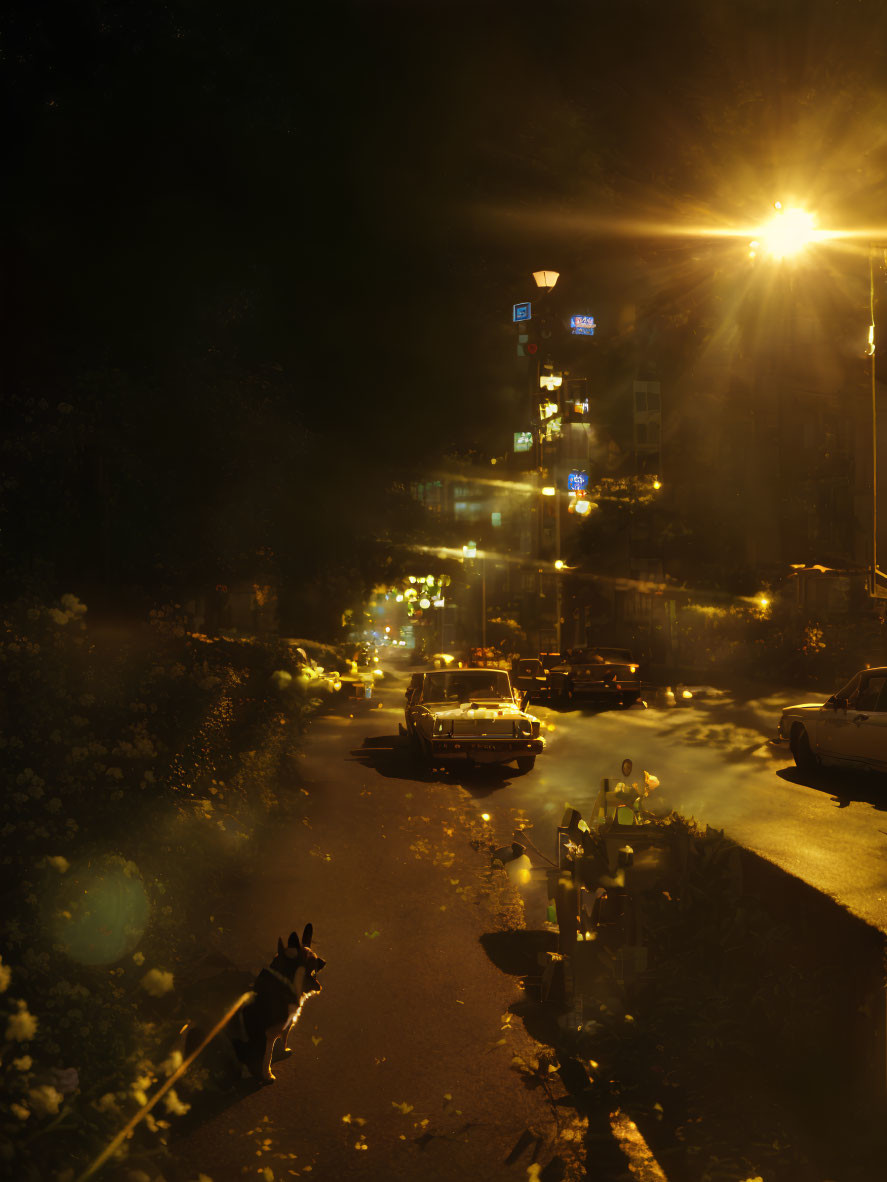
[{"left": 4, "top": 0, "right": 887, "bottom": 610}]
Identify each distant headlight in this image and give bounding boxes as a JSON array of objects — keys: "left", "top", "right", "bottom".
[
  {"left": 681, "top": 690, "right": 693, "bottom": 699},
  {"left": 629, "top": 665, "right": 638, "bottom": 674}
]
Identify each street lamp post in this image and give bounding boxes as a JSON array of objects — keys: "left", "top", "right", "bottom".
[
  {"left": 481, "top": 553, "right": 487, "bottom": 650},
  {"left": 869, "top": 245, "right": 879, "bottom": 597},
  {"left": 752, "top": 207, "right": 884, "bottom": 596},
  {"left": 555, "top": 489, "right": 564, "bottom": 652},
  {"left": 463, "top": 541, "right": 486, "bottom": 649}
]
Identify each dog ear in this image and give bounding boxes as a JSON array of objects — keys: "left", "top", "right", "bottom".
[
  {"left": 287, "top": 930, "right": 302, "bottom": 951},
  {"left": 301, "top": 923, "right": 313, "bottom": 948},
  {"left": 277, "top": 937, "right": 285, "bottom": 956}
]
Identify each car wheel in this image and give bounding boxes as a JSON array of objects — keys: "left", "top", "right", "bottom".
[
  {"left": 792, "top": 726, "right": 819, "bottom": 773},
  {"left": 516, "top": 756, "right": 536, "bottom": 773}
]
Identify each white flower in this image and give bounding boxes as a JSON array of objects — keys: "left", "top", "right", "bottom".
[
  {"left": 11, "top": 1103, "right": 30, "bottom": 1121},
  {"left": 132, "top": 951, "right": 145, "bottom": 966},
  {"left": 6, "top": 1005, "right": 38, "bottom": 1041},
  {"left": 12, "top": 1055, "right": 32, "bottom": 1070},
  {"left": 163, "top": 1088, "right": 190, "bottom": 1116},
  {"left": 46, "top": 856, "right": 70, "bottom": 873},
  {"left": 60, "top": 594, "right": 87, "bottom": 617},
  {"left": 139, "top": 969, "right": 174, "bottom": 997},
  {"left": 158, "top": 1050, "right": 182, "bottom": 1077},
  {"left": 0, "top": 956, "right": 11, "bottom": 993},
  {"left": 94, "top": 1092, "right": 119, "bottom": 1114},
  {"left": 28, "top": 1084, "right": 63, "bottom": 1117}
]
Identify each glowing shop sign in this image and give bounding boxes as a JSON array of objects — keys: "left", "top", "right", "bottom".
[
  {"left": 513, "top": 431, "right": 533, "bottom": 453},
  {"left": 513, "top": 302, "right": 532, "bottom": 323},
  {"left": 570, "top": 314, "right": 596, "bottom": 336}
]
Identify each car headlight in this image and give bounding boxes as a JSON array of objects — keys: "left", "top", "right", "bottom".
[{"left": 516, "top": 719, "right": 533, "bottom": 737}]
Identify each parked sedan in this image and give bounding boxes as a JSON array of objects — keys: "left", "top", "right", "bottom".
[
  {"left": 547, "top": 647, "right": 642, "bottom": 708},
  {"left": 775, "top": 667, "right": 887, "bottom": 772},
  {"left": 404, "top": 667, "right": 544, "bottom": 773}
]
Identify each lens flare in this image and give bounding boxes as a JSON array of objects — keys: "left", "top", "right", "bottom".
[{"left": 757, "top": 207, "right": 817, "bottom": 259}]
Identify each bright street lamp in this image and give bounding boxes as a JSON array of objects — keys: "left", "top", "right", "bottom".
[
  {"left": 751, "top": 202, "right": 817, "bottom": 260},
  {"left": 748, "top": 205, "right": 883, "bottom": 595},
  {"left": 533, "top": 270, "right": 559, "bottom": 291}
]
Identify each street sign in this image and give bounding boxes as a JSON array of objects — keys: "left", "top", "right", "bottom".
[
  {"left": 513, "top": 302, "right": 532, "bottom": 323},
  {"left": 570, "top": 314, "right": 596, "bottom": 336},
  {"left": 567, "top": 470, "right": 589, "bottom": 491},
  {"left": 513, "top": 431, "right": 533, "bottom": 453}
]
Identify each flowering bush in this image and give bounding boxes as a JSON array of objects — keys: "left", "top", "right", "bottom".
[{"left": 0, "top": 597, "right": 321, "bottom": 1180}]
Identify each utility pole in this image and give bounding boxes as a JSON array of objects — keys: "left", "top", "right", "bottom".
[
  {"left": 870, "top": 245, "right": 879, "bottom": 598},
  {"left": 555, "top": 491, "right": 563, "bottom": 652},
  {"left": 481, "top": 554, "right": 487, "bottom": 649}
]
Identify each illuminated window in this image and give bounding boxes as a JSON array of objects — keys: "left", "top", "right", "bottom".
[{"left": 491, "top": 512, "right": 502, "bottom": 527}]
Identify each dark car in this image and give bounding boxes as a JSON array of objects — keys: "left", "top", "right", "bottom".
[
  {"left": 510, "top": 657, "right": 551, "bottom": 702},
  {"left": 547, "top": 646, "right": 642, "bottom": 708}
]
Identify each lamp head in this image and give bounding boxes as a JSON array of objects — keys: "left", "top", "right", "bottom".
[{"left": 532, "top": 270, "right": 559, "bottom": 291}]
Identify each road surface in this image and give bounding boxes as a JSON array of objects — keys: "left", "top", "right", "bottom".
[{"left": 379, "top": 667, "right": 887, "bottom": 935}]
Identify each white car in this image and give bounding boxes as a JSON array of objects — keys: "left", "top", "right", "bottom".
[
  {"left": 775, "top": 668, "right": 887, "bottom": 772},
  {"left": 404, "top": 667, "right": 544, "bottom": 773}
]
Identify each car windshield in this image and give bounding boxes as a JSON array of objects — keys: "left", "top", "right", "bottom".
[
  {"left": 421, "top": 670, "right": 512, "bottom": 703},
  {"left": 831, "top": 674, "right": 861, "bottom": 703}
]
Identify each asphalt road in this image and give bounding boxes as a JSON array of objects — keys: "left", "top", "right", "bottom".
[
  {"left": 166, "top": 675, "right": 566, "bottom": 1182},
  {"left": 162, "top": 662, "right": 887, "bottom": 1182},
  {"left": 382, "top": 665, "right": 887, "bottom": 936}
]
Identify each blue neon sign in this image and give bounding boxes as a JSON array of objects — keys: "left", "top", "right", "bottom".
[
  {"left": 570, "top": 314, "right": 596, "bottom": 336},
  {"left": 513, "top": 302, "right": 532, "bottom": 323}
]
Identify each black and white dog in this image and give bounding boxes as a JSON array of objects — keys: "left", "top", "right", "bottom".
[{"left": 225, "top": 924, "right": 326, "bottom": 1083}]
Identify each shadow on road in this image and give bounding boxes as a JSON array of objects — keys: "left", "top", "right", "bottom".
[
  {"left": 776, "top": 764, "right": 887, "bottom": 809},
  {"left": 348, "top": 734, "right": 520, "bottom": 794},
  {"left": 545, "top": 700, "right": 641, "bottom": 717}
]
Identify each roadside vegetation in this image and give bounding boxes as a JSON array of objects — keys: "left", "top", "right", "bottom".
[
  {"left": 502, "top": 812, "right": 887, "bottom": 1182},
  {"left": 0, "top": 597, "right": 327, "bottom": 1181}
]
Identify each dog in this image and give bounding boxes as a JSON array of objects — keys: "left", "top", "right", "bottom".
[{"left": 225, "top": 924, "right": 326, "bottom": 1083}]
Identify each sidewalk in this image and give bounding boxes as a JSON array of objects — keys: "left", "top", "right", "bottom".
[{"left": 166, "top": 682, "right": 564, "bottom": 1182}]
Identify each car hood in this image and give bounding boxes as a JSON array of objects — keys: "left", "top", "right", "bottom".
[
  {"left": 423, "top": 701, "right": 529, "bottom": 720},
  {"left": 782, "top": 702, "right": 826, "bottom": 712}
]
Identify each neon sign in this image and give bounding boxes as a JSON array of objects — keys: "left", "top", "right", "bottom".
[{"left": 570, "top": 314, "right": 596, "bottom": 336}]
